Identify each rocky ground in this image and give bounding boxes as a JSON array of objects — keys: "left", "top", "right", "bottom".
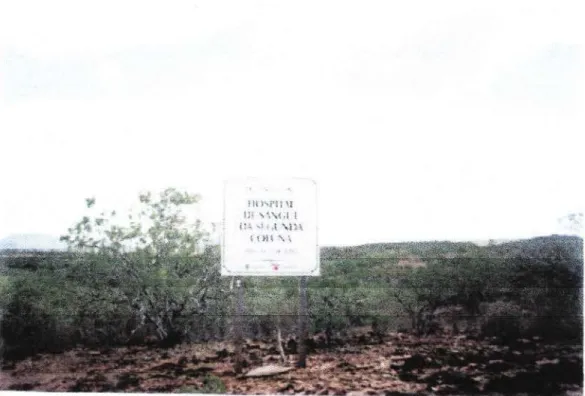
[{"left": 1, "top": 329, "right": 582, "bottom": 395}]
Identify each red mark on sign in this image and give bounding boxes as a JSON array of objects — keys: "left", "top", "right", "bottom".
[{"left": 272, "top": 263, "right": 279, "bottom": 271}]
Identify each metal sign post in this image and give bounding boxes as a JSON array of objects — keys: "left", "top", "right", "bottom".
[
  {"left": 233, "top": 277, "right": 245, "bottom": 374},
  {"left": 297, "top": 276, "right": 309, "bottom": 368}
]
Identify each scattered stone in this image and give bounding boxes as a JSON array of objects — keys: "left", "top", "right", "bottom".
[
  {"left": 244, "top": 364, "right": 293, "bottom": 377},
  {"left": 277, "top": 382, "right": 295, "bottom": 392},
  {"left": 536, "top": 358, "right": 559, "bottom": 366}
]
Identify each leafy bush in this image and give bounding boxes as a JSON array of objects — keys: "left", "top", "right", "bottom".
[
  {"left": 59, "top": 189, "right": 226, "bottom": 346},
  {"left": 175, "top": 375, "right": 226, "bottom": 394},
  {"left": 199, "top": 374, "right": 227, "bottom": 394},
  {"left": 2, "top": 266, "right": 82, "bottom": 354},
  {"left": 480, "top": 301, "right": 527, "bottom": 340}
]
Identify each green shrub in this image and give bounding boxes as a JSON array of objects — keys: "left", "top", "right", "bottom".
[
  {"left": 480, "top": 301, "right": 526, "bottom": 340},
  {"left": 199, "top": 375, "right": 227, "bottom": 394}
]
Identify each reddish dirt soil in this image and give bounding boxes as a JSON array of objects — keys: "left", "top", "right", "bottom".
[{"left": 1, "top": 330, "right": 582, "bottom": 395}]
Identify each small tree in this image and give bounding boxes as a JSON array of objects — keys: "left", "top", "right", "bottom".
[
  {"left": 60, "top": 188, "right": 224, "bottom": 346},
  {"left": 391, "top": 268, "right": 439, "bottom": 335}
]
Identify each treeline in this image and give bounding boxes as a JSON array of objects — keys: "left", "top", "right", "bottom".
[{"left": 0, "top": 189, "right": 583, "bottom": 362}]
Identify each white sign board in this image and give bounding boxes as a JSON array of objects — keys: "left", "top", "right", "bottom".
[{"left": 221, "top": 178, "right": 319, "bottom": 276}]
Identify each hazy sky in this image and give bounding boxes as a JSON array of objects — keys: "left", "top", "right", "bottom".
[{"left": 0, "top": 0, "right": 583, "bottom": 245}]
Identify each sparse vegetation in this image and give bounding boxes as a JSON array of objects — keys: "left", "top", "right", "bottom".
[{"left": 0, "top": 190, "right": 582, "bottom": 394}]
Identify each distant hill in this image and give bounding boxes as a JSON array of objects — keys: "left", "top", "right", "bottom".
[
  {"left": 1, "top": 232, "right": 581, "bottom": 259},
  {"left": 0, "top": 233, "right": 66, "bottom": 251},
  {"left": 320, "top": 235, "right": 583, "bottom": 262},
  {"left": 488, "top": 234, "right": 584, "bottom": 260}
]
